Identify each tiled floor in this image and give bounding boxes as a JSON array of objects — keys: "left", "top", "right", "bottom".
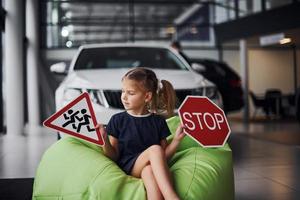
[
  {"left": 230, "top": 135, "right": 300, "bottom": 200},
  {"left": 0, "top": 118, "right": 299, "bottom": 199},
  {"left": 229, "top": 117, "right": 300, "bottom": 200},
  {"left": 0, "top": 126, "right": 57, "bottom": 178}
]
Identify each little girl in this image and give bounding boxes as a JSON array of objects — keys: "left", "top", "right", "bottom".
[{"left": 98, "top": 67, "right": 185, "bottom": 200}]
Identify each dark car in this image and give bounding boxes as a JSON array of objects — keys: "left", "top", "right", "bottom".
[{"left": 190, "top": 58, "right": 244, "bottom": 113}]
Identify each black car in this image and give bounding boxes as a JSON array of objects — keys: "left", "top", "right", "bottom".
[{"left": 190, "top": 58, "right": 244, "bottom": 113}]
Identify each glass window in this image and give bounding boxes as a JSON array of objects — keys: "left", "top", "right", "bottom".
[
  {"left": 213, "top": 0, "right": 294, "bottom": 23},
  {"left": 239, "top": 0, "right": 262, "bottom": 17},
  {"left": 214, "top": 0, "right": 236, "bottom": 23},
  {"left": 74, "top": 47, "right": 189, "bottom": 70},
  {"left": 266, "top": 0, "right": 293, "bottom": 10},
  {"left": 41, "top": 1, "right": 191, "bottom": 48}
]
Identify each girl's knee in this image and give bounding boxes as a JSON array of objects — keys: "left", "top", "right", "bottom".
[
  {"left": 147, "top": 145, "right": 164, "bottom": 154},
  {"left": 141, "top": 165, "right": 153, "bottom": 177}
]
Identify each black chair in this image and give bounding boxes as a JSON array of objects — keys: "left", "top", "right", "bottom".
[
  {"left": 249, "top": 91, "right": 267, "bottom": 118},
  {"left": 265, "top": 89, "right": 283, "bottom": 118}
]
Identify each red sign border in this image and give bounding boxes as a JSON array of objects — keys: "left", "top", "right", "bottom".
[
  {"left": 43, "top": 92, "right": 104, "bottom": 146},
  {"left": 178, "top": 95, "right": 231, "bottom": 148}
]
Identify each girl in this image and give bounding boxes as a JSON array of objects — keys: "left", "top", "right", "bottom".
[{"left": 98, "top": 67, "right": 186, "bottom": 200}]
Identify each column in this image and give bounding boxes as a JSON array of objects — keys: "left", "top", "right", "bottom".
[
  {"left": 240, "top": 39, "right": 250, "bottom": 123},
  {"left": 26, "top": 0, "right": 40, "bottom": 127},
  {"left": 4, "top": 0, "right": 24, "bottom": 135}
]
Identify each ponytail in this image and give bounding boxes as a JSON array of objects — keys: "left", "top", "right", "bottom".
[{"left": 156, "top": 80, "right": 176, "bottom": 118}]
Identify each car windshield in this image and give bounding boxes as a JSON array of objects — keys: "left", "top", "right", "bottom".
[{"left": 74, "top": 47, "right": 189, "bottom": 70}]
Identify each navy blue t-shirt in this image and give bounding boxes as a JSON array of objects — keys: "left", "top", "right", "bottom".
[{"left": 106, "top": 111, "right": 171, "bottom": 174}]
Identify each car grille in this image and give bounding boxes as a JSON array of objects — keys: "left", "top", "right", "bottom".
[
  {"left": 103, "top": 90, "right": 124, "bottom": 109},
  {"left": 103, "top": 88, "right": 204, "bottom": 109},
  {"left": 175, "top": 89, "right": 203, "bottom": 107}
]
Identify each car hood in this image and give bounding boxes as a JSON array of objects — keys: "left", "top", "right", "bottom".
[{"left": 63, "top": 69, "right": 213, "bottom": 90}]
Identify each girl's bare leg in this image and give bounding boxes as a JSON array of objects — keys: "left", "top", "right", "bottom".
[
  {"left": 131, "top": 145, "right": 180, "bottom": 200},
  {"left": 141, "top": 165, "right": 163, "bottom": 200}
]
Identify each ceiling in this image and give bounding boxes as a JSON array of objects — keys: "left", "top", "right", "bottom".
[
  {"left": 42, "top": 0, "right": 300, "bottom": 49},
  {"left": 43, "top": 1, "right": 198, "bottom": 47}
]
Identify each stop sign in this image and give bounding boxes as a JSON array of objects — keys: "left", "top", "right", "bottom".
[{"left": 178, "top": 96, "right": 231, "bottom": 147}]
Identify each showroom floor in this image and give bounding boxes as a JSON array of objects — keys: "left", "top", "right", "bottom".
[
  {"left": 229, "top": 117, "right": 300, "bottom": 200},
  {"left": 0, "top": 117, "right": 299, "bottom": 199}
]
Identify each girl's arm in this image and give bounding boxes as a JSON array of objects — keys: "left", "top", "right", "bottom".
[
  {"left": 98, "top": 124, "right": 119, "bottom": 162},
  {"left": 161, "top": 124, "right": 186, "bottom": 160}
]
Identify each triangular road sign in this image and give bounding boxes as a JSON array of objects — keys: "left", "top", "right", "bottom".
[{"left": 43, "top": 92, "right": 104, "bottom": 146}]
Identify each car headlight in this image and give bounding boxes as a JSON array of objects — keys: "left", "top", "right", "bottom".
[
  {"left": 63, "top": 88, "right": 108, "bottom": 107},
  {"left": 204, "top": 86, "right": 218, "bottom": 99},
  {"left": 63, "top": 88, "right": 82, "bottom": 101},
  {"left": 86, "top": 89, "right": 108, "bottom": 107}
]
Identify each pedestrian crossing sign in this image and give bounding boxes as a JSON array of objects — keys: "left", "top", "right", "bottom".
[{"left": 43, "top": 92, "right": 104, "bottom": 146}]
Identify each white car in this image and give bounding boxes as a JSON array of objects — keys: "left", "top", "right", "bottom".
[{"left": 51, "top": 43, "right": 223, "bottom": 124}]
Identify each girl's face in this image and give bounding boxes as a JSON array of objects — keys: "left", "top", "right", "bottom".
[{"left": 121, "top": 78, "right": 152, "bottom": 115}]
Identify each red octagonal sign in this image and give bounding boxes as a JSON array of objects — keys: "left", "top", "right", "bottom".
[{"left": 178, "top": 96, "right": 231, "bottom": 148}]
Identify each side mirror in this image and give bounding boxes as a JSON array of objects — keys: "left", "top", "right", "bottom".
[
  {"left": 50, "top": 62, "right": 68, "bottom": 75},
  {"left": 191, "top": 63, "right": 206, "bottom": 72}
]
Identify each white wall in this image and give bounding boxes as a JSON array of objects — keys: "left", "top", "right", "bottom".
[
  {"left": 185, "top": 49, "right": 219, "bottom": 60},
  {"left": 223, "top": 50, "right": 241, "bottom": 75},
  {"left": 248, "top": 49, "right": 295, "bottom": 94}
]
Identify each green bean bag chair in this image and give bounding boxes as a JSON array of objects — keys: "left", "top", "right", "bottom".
[{"left": 32, "top": 116, "right": 234, "bottom": 200}]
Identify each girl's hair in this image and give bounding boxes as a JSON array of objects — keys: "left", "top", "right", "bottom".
[{"left": 122, "top": 67, "right": 176, "bottom": 118}]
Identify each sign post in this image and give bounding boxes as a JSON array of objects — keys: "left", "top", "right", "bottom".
[{"left": 178, "top": 96, "right": 230, "bottom": 147}]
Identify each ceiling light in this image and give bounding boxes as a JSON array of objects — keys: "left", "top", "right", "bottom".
[
  {"left": 65, "top": 11, "right": 72, "bottom": 19},
  {"left": 190, "top": 26, "right": 198, "bottom": 34},
  {"left": 260, "top": 33, "right": 284, "bottom": 46},
  {"left": 165, "top": 27, "right": 175, "bottom": 34},
  {"left": 61, "top": 29, "right": 69, "bottom": 37},
  {"left": 279, "top": 38, "right": 291, "bottom": 45},
  {"left": 66, "top": 41, "right": 73, "bottom": 48}
]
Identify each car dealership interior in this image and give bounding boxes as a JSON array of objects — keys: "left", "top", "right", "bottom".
[{"left": 0, "top": 0, "right": 300, "bottom": 199}]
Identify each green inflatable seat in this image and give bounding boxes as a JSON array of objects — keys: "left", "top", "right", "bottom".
[{"left": 32, "top": 116, "right": 234, "bottom": 200}]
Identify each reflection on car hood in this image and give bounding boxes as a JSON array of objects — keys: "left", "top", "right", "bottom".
[{"left": 64, "top": 69, "right": 213, "bottom": 90}]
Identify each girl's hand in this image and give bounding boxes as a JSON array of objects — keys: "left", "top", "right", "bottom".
[
  {"left": 95, "top": 124, "right": 109, "bottom": 144},
  {"left": 174, "top": 124, "right": 186, "bottom": 142}
]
